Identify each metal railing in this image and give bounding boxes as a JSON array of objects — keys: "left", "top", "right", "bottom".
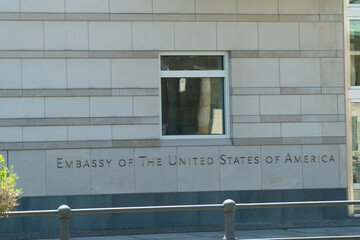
[{"left": 4, "top": 199, "right": 360, "bottom": 240}]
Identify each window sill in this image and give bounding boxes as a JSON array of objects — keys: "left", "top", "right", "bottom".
[{"left": 160, "top": 138, "right": 232, "bottom": 147}]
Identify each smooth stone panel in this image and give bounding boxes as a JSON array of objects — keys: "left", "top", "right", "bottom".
[
  {"left": 260, "top": 95, "right": 301, "bottom": 115},
  {"left": 0, "top": 59, "right": 21, "bottom": 89},
  {"left": 232, "top": 96, "right": 259, "bottom": 116},
  {"left": 20, "top": 0, "right": 65, "bottom": 12},
  {"left": 0, "top": 21, "right": 43, "bottom": 50},
  {"left": 111, "top": 59, "right": 159, "bottom": 88},
  {"left": 177, "top": 146, "right": 220, "bottom": 191},
  {"left": 110, "top": 0, "right": 152, "bottom": 13},
  {"left": 196, "top": 0, "right": 236, "bottom": 14},
  {"left": 233, "top": 123, "right": 281, "bottom": 138},
  {"left": 175, "top": 22, "right": 216, "bottom": 50},
  {"left": 23, "top": 126, "right": 67, "bottom": 142},
  {"left": 259, "top": 23, "right": 299, "bottom": 50},
  {"left": 44, "top": 21, "right": 88, "bottom": 50},
  {"left": 280, "top": 58, "right": 320, "bottom": 87},
  {"left": 45, "top": 97, "right": 89, "bottom": 118},
  {"left": 321, "top": 122, "right": 345, "bottom": 137},
  {"left": 279, "top": 0, "right": 318, "bottom": 14},
  {"left": 22, "top": 59, "right": 66, "bottom": 89},
  {"left": 261, "top": 145, "right": 302, "bottom": 189},
  {"left": 135, "top": 147, "right": 177, "bottom": 193},
  {"left": 338, "top": 95, "right": 345, "bottom": 115},
  {"left": 217, "top": 22, "right": 258, "bottom": 50},
  {"left": 237, "top": 0, "right": 278, "bottom": 14},
  {"left": 134, "top": 96, "right": 159, "bottom": 117},
  {"left": 302, "top": 145, "right": 339, "bottom": 188},
  {"left": 0, "top": 98, "right": 44, "bottom": 118},
  {"left": 301, "top": 95, "right": 338, "bottom": 114},
  {"left": 46, "top": 149, "right": 91, "bottom": 195},
  {"left": 68, "top": 125, "right": 112, "bottom": 141},
  {"left": 153, "top": 0, "right": 194, "bottom": 13},
  {"left": 319, "top": 0, "right": 342, "bottom": 14},
  {"left": 0, "top": 127, "right": 22, "bottom": 142},
  {"left": 9, "top": 150, "right": 46, "bottom": 196},
  {"left": 133, "top": 22, "right": 174, "bottom": 50},
  {"left": 90, "top": 148, "right": 135, "bottom": 194},
  {"left": 66, "top": 0, "right": 109, "bottom": 13},
  {"left": 89, "top": 22, "right": 131, "bottom": 50},
  {"left": 300, "top": 23, "right": 337, "bottom": 50},
  {"left": 220, "top": 146, "right": 261, "bottom": 190},
  {"left": 67, "top": 59, "right": 111, "bottom": 88},
  {"left": 339, "top": 144, "right": 346, "bottom": 188},
  {"left": 320, "top": 58, "right": 344, "bottom": 87},
  {"left": 112, "top": 125, "right": 159, "bottom": 140},
  {"left": 282, "top": 123, "right": 322, "bottom": 137},
  {"left": 0, "top": 0, "right": 19, "bottom": 12},
  {"left": 231, "top": 58, "right": 279, "bottom": 87},
  {"left": 90, "top": 97, "right": 133, "bottom": 117}
]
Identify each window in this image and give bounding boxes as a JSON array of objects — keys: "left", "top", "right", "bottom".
[{"left": 160, "top": 53, "right": 229, "bottom": 138}]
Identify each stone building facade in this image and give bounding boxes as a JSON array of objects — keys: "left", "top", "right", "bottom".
[{"left": 0, "top": 0, "right": 348, "bottom": 234}]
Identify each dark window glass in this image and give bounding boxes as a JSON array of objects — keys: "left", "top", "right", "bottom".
[
  {"left": 351, "top": 21, "right": 360, "bottom": 86},
  {"left": 350, "top": 0, "right": 360, "bottom": 4},
  {"left": 161, "top": 56, "right": 223, "bottom": 71},
  {"left": 161, "top": 77, "right": 224, "bottom": 135}
]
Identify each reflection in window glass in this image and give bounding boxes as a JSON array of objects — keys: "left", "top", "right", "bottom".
[
  {"left": 350, "top": 0, "right": 360, "bottom": 4},
  {"left": 161, "top": 56, "right": 223, "bottom": 71},
  {"left": 351, "top": 21, "right": 360, "bottom": 86},
  {"left": 161, "top": 78, "right": 224, "bottom": 135},
  {"left": 352, "top": 103, "right": 360, "bottom": 213}
]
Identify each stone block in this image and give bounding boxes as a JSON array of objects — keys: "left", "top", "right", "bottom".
[
  {"left": 261, "top": 145, "right": 302, "bottom": 189},
  {"left": 231, "top": 58, "right": 279, "bottom": 87},
  {"left": 0, "top": 0, "right": 19, "bottom": 12},
  {"left": 259, "top": 23, "right": 299, "bottom": 50},
  {"left": 23, "top": 126, "right": 67, "bottom": 142},
  {"left": 321, "top": 122, "right": 345, "bottom": 137},
  {"left": 196, "top": 0, "right": 236, "bottom": 14},
  {"left": 237, "top": 0, "right": 278, "bottom": 14},
  {"left": 112, "top": 125, "right": 159, "bottom": 140},
  {"left": 68, "top": 126, "right": 112, "bottom": 141},
  {"left": 20, "top": 0, "right": 64, "bottom": 12},
  {"left": 0, "top": 21, "right": 43, "bottom": 50},
  {"left": 217, "top": 22, "right": 258, "bottom": 50},
  {"left": 0, "top": 127, "right": 22, "bottom": 142},
  {"left": 133, "top": 22, "right": 174, "bottom": 50},
  {"left": 135, "top": 147, "right": 177, "bottom": 193},
  {"left": 339, "top": 144, "right": 346, "bottom": 188},
  {"left": 319, "top": 0, "right": 342, "bottom": 14},
  {"left": 90, "top": 97, "right": 133, "bottom": 117},
  {"left": 111, "top": 59, "right": 159, "bottom": 88},
  {"left": 45, "top": 97, "right": 89, "bottom": 118},
  {"left": 232, "top": 96, "right": 259, "bottom": 116},
  {"left": 260, "top": 95, "right": 301, "bottom": 115},
  {"left": 0, "top": 59, "right": 21, "bottom": 89},
  {"left": 110, "top": 0, "right": 152, "bottom": 13},
  {"left": 9, "top": 150, "right": 46, "bottom": 196},
  {"left": 90, "top": 148, "right": 135, "bottom": 194},
  {"left": 177, "top": 146, "right": 220, "bottom": 191},
  {"left": 134, "top": 96, "right": 159, "bottom": 117},
  {"left": 338, "top": 95, "right": 345, "bottom": 115},
  {"left": 153, "top": 0, "right": 194, "bottom": 13},
  {"left": 281, "top": 123, "right": 322, "bottom": 137},
  {"left": 89, "top": 22, "right": 131, "bottom": 50},
  {"left": 301, "top": 95, "right": 338, "bottom": 114},
  {"left": 280, "top": 58, "right": 320, "bottom": 87},
  {"left": 175, "top": 22, "right": 216, "bottom": 50},
  {"left": 44, "top": 21, "right": 88, "bottom": 50},
  {"left": 0, "top": 98, "right": 44, "bottom": 118},
  {"left": 66, "top": 13, "right": 109, "bottom": 20},
  {"left": 300, "top": 23, "right": 337, "bottom": 50},
  {"left": 302, "top": 145, "right": 339, "bottom": 188},
  {"left": 279, "top": 0, "right": 318, "bottom": 14},
  {"left": 220, "top": 146, "right": 261, "bottom": 190},
  {"left": 336, "top": 23, "right": 344, "bottom": 50},
  {"left": 321, "top": 58, "right": 344, "bottom": 87},
  {"left": 46, "top": 149, "right": 91, "bottom": 195},
  {"left": 22, "top": 59, "right": 66, "bottom": 89},
  {"left": 67, "top": 59, "right": 111, "bottom": 88},
  {"left": 232, "top": 123, "right": 281, "bottom": 138},
  {"left": 65, "top": 0, "right": 109, "bottom": 13}
]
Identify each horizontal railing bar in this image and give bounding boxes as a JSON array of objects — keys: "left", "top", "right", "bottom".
[
  {"left": 236, "top": 200, "right": 360, "bottom": 209},
  {"left": 71, "top": 204, "right": 223, "bottom": 215},
  {"left": 4, "top": 210, "right": 58, "bottom": 217}
]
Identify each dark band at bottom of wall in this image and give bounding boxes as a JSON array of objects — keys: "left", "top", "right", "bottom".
[{"left": 0, "top": 188, "right": 348, "bottom": 235}]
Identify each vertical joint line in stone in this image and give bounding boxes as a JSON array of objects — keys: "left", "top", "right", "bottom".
[
  {"left": 215, "top": 22, "right": 218, "bottom": 50},
  {"left": 66, "top": 59, "right": 68, "bottom": 89},
  {"left": 176, "top": 146, "right": 179, "bottom": 191},
  {"left": 133, "top": 148, "right": 136, "bottom": 192},
  {"left": 45, "top": 150, "right": 48, "bottom": 195},
  {"left": 20, "top": 59, "right": 23, "bottom": 89},
  {"left": 87, "top": 21, "right": 90, "bottom": 51},
  {"left": 131, "top": 21, "right": 133, "bottom": 51},
  {"left": 194, "top": 0, "right": 197, "bottom": 21},
  {"left": 301, "top": 144, "right": 304, "bottom": 188},
  {"left": 257, "top": 22, "right": 260, "bottom": 50},
  {"left": 298, "top": 22, "right": 301, "bottom": 51},
  {"left": 173, "top": 22, "right": 176, "bottom": 50},
  {"left": 109, "top": 59, "right": 112, "bottom": 89},
  {"left": 107, "top": 0, "right": 110, "bottom": 14},
  {"left": 277, "top": 0, "right": 279, "bottom": 15},
  {"left": 43, "top": 21, "right": 45, "bottom": 52}
]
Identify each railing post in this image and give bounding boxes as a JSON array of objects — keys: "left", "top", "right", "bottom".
[
  {"left": 222, "top": 199, "right": 237, "bottom": 240},
  {"left": 58, "top": 205, "right": 71, "bottom": 240}
]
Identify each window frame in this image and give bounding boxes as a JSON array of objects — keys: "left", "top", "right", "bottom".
[{"left": 159, "top": 52, "right": 230, "bottom": 140}]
